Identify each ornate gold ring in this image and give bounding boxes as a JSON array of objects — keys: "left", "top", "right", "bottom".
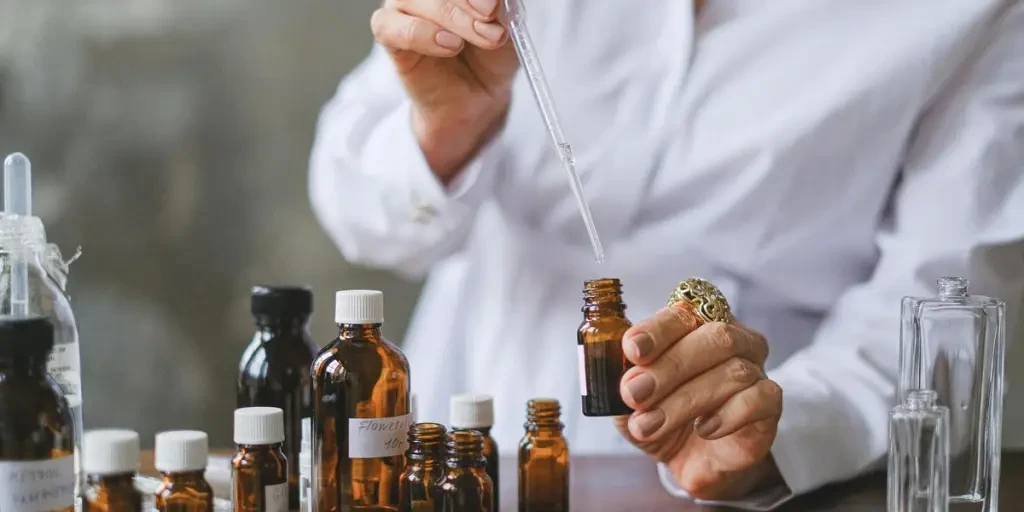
[{"left": 667, "top": 277, "right": 732, "bottom": 324}]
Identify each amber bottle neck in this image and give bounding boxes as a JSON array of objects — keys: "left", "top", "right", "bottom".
[
  {"left": 86, "top": 473, "right": 136, "bottom": 489},
  {"left": 407, "top": 423, "right": 446, "bottom": 464},
  {"left": 160, "top": 470, "right": 208, "bottom": 486},
  {"left": 337, "top": 324, "right": 384, "bottom": 341},
  {"left": 582, "top": 278, "right": 626, "bottom": 319},
  {"left": 525, "top": 400, "right": 564, "bottom": 433},
  {"left": 445, "top": 431, "right": 486, "bottom": 469}
]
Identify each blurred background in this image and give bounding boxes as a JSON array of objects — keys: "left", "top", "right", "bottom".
[{"left": 0, "top": 0, "right": 413, "bottom": 447}]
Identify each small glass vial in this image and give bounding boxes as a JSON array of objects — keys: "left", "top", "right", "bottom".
[
  {"left": 232, "top": 407, "right": 288, "bottom": 512},
  {"left": 298, "top": 418, "right": 312, "bottom": 512},
  {"left": 238, "top": 285, "right": 319, "bottom": 510},
  {"left": 398, "top": 422, "right": 446, "bottom": 511},
  {"left": 888, "top": 390, "right": 950, "bottom": 512},
  {"left": 517, "top": 399, "right": 569, "bottom": 512},
  {"left": 311, "top": 290, "right": 411, "bottom": 511},
  {"left": 82, "top": 429, "right": 144, "bottom": 511},
  {"left": 450, "top": 394, "right": 499, "bottom": 507},
  {"left": 436, "top": 430, "right": 495, "bottom": 512},
  {"left": 899, "top": 277, "right": 1005, "bottom": 509},
  {"left": 0, "top": 317, "right": 76, "bottom": 512},
  {"left": 154, "top": 431, "right": 215, "bottom": 512},
  {"left": 577, "top": 278, "right": 633, "bottom": 416}
]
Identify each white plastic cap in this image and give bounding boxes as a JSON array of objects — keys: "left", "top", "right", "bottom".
[
  {"left": 155, "top": 430, "right": 208, "bottom": 472},
  {"left": 450, "top": 394, "right": 495, "bottom": 429},
  {"left": 83, "top": 429, "right": 140, "bottom": 476},
  {"left": 335, "top": 290, "right": 384, "bottom": 324},
  {"left": 234, "top": 407, "right": 285, "bottom": 445}
]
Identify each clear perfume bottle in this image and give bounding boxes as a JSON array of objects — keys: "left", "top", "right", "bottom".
[
  {"left": 899, "top": 277, "right": 1005, "bottom": 509},
  {"left": 888, "top": 390, "right": 950, "bottom": 512}
]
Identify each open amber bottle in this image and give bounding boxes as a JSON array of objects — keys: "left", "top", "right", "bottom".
[
  {"left": 311, "top": 290, "right": 411, "bottom": 511},
  {"left": 397, "top": 423, "right": 446, "bottom": 511},
  {"left": 517, "top": 399, "right": 569, "bottom": 512},
  {"left": 577, "top": 278, "right": 633, "bottom": 416},
  {"left": 436, "top": 430, "right": 494, "bottom": 512}
]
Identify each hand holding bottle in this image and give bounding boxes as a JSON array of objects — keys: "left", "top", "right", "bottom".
[
  {"left": 370, "top": 0, "right": 519, "bottom": 182},
  {"left": 615, "top": 307, "right": 785, "bottom": 500}
]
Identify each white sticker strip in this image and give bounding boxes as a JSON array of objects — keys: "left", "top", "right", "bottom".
[
  {"left": 0, "top": 456, "right": 76, "bottom": 511},
  {"left": 265, "top": 482, "right": 288, "bottom": 512},
  {"left": 47, "top": 342, "right": 83, "bottom": 408},
  {"left": 577, "top": 345, "right": 588, "bottom": 396},
  {"left": 348, "top": 414, "right": 412, "bottom": 459}
]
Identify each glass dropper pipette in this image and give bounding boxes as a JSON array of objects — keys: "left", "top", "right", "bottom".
[
  {"left": 501, "top": 0, "right": 605, "bottom": 263},
  {"left": 3, "top": 152, "right": 33, "bottom": 316}
]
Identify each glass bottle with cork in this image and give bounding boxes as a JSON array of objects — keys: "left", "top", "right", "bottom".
[
  {"left": 238, "top": 285, "right": 319, "bottom": 509},
  {"left": 449, "top": 393, "right": 499, "bottom": 506},
  {"left": 82, "top": 429, "right": 144, "bottom": 511},
  {"left": 232, "top": 407, "right": 288, "bottom": 512},
  {"left": 0, "top": 316, "right": 76, "bottom": 512},
  {"left": 517, "top": 399, "right": 569, "bottom": 512},
  {"left": 398, "top": 422, "right": 446, "bottom": 511},
  {"left": 311, "top": 290, "right": 411, "bottom": 511},
  {"left": 154, "top": 431, "right": 215, "bottom": 512},
  {"left": 436, "top": 430, "right": 495, "bottom": 512},
  {"left": 577, "top": 278, "right": 633, "bottom": 416}
]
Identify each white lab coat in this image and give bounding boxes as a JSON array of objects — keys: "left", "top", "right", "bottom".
[{"left": 309, "top": 1, "right": 1024, "bottom": 508}]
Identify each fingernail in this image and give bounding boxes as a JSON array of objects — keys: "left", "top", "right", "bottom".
[
  {"left": 694, "top": 415, "right": 722, "bottom": 438},
  {"left": 626, "top": 333, "right": 654, "bottom": 360},
  {"left": 468, "top": 0, "right": 498, "bottom": 16},
  {"left": 435, "top": 31, "right": 463, "bottom": 50},
  {"left": 625, "top": 373, "right": 656, "bottom": 404},
  {"left": 632, "top": 409, "right": 666, "bottom": 438},
  {"left": 474, "top": 20, "right": 505, "bottom": 42}
]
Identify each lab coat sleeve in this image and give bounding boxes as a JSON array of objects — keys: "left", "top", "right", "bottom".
[
  {"left": 308, "top": 45, "right": 505, "bottom": 278},
  {"left": 658, "top": 4, "right": 1024, "bottom": 509}
]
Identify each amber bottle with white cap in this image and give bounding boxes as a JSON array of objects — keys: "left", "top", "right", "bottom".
[
  {"left": 311, "top": 290, "right": 411, "bottom": 511},
  {"left": 232, "top": 407, "right": 288, "bottom": 512},
  {"left": 450, "top": 393, "right": 499, "bottom": 507},
  {"left": 154, "top": 431, "right": 214, "bottom": 512},
  {"left": 82, "top": 429, "right": 143, "bottom": 511}
]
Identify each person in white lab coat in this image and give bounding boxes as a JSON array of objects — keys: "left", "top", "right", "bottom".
[{"left": 309, "top": 0, "right": 1024, "bottom": 508}]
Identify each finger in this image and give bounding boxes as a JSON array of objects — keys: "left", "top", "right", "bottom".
[
  {"left": 622, "top": 306, "right": 702, "bottom": 366},
  {"left": 388, "top": 0, "right": 506, "bottom": 50},
  {"left": 620, "top": 323, "right": 768, "bottom": 410},
  {"left": 694, "top": 379, "right": 782, "bottom": 440},
  {"left": 372, "top": 8, "right": 465, "bottom": 57},
  {"left": 627, "top": 357, "right": 764, "bottom": 442}
]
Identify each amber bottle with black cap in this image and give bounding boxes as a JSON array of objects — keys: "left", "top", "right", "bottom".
[
  {"left": 238, "top": 285, "right": 318, "bottom": 509},
  {"left": 0, "top": 316, "right": 76, "bottom": 512},
  {"left": 577, "top": 278, "right": 633, "bottom": 416}
]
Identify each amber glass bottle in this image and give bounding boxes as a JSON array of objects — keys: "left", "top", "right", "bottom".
[
  {"left": 517, "top": 399, "right": 569, "bottom": 512},
  {"left": 232, "top": 407, "right": 289, "bottom": 512},
  {"left": 397, "top": 423, "right": 446, "bottom": 512},
  {"left": 0, "top": 317, "right": 75, "bottom": 512},
  {"left": 154, "top": 431, "right": 214, "bottom": 512},
  {"left": 436, "top": 430, "right": 494, "bottom": 512},
  {"left": 238, "top": 285, "right": 318, "bottom": 509},
  {"left": 577, "top": 278, "right": 633, "bottom": 416},
  {"left": 82, "top": 429, "right": 144, "bottom": 511},
  {"left": 449, "top": 394, "right": 499, "bottom": 508},
  {"left": 311, "top": 290, "right": 411, "bottom": 511}
]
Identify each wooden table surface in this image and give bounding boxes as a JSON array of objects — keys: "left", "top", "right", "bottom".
[{"left": 142, "top": 451, "right": 1024, "bottom": 511}]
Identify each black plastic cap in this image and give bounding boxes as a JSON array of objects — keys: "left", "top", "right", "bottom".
[
  {"left": 0, "top": 316, "right": 55, "bottom": 358},
  {"left": 250, "top": 285, "right": 314, "bottom": 318}
]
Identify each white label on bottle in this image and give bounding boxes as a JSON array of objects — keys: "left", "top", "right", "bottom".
[
  {"left": 265, "top": 482, "right": 288, "bottom": 512},
  {"left": 347, "top": 414, "right": 412, "bottom": 459},
  {"left": 577, "top": 345, "right": 588, "bottom": 396},
  {"left": 0, "top": 456, "right": 76, "bottom": 511},
  {"left": 46, "top": 342, "right": 83, "bottom": 408}
]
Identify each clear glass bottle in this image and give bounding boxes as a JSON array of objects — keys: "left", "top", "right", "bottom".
[
  {"left": 397, "top": 422, "right": 446, "bottom": 511},
  {"left": 311, "top": 290, "right": 411, "bottom": 511},
  {"left": 436, "top": 430, "right": 495, "bottom": 512},
  {"left": 154, "top": 431, "right": 215, "bottom": 512},
  {"left": 232, "top": 407, "right": 289, "bottom": 512},
  {"left": 517, "top": 399, "right": 569, "bottom": 512},
  {"left": 0, "top": 214, "right": 83, "bottom": 489},
  {"left": 577, "top": 278, "right": 633, "bottom": 416},
  {"left": 82, "top": 429, "right": 144, "bottom": 512},
  {"left": 0, "top": 317, "right": 76, "bottom": 512},
  {"left": 888, "top": 390, "right": 950, "bottom": 512},
  {"left": 449, "top": 394, "right": 499, "bottom": 508},
  {"left": 899, "top": 277, "right": 1005, "bottom": 509},
  {"left": 237, "top": 285, "right": 318, "bottom": 509}
]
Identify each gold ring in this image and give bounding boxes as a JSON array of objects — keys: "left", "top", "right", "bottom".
[{"left": 667, "top": 278, "right": 732, "bottom": 324}]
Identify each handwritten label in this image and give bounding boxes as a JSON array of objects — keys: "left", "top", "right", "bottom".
[
  {"left": 47, "top": 343, "right": 83, "bottom": 408},
  {"left": 348, "top": 414, "right": 412, "bottom": 459},
  {"left": 577, "top": 345, "right": 588, "bottom": 396},
  {"left": 0, "top": 456, "right": 75, "bottom": 511},
  {"left": 265, "top": 482, "right": 288, "bottom": 512}
]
